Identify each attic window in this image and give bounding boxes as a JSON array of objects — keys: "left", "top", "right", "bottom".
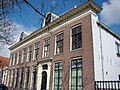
[{"left": 45, "top": 13, "right": 51, "bottom": 25}]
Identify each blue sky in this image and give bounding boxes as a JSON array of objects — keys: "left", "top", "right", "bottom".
[
  {"left": 9, "top": 0, "right": 120, "bottom": 35},
  {"left": 0, "top": 0, "right": 120, "bottom": 57}
]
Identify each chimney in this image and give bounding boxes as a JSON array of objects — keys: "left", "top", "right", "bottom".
[{"left": 88, "top": 0, "right": 93, "bottom": 1}]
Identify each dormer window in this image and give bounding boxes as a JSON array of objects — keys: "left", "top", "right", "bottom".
[
  {"left": 43, "top": 12, "right": 58, "bottom": 27},
  {"left": 45, "top": 13, "right": 51, "bottom": 25}
]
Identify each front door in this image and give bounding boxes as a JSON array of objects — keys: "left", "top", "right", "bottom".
[{"left": 41, "top": 71, "right": 47, "bottom": 90}]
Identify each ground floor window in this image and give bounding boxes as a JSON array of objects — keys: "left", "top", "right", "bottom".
[
  {"left": 15, "top": 69, "right": 19, "bottom": 88},
  {"left": 20, "top": 68, "right": 24, "bottom": 88},
  {"left": 54, "top": 62, "right": 63, "bottom": 90},
  {"left": 31, "top": 66, "right": 37, "bottom": 90},
  {"left": 71, "top": 58, "right": 82, "bottom": 90},
  {"left": 24, "top": 68, "right": 30, "bottom": 89}
]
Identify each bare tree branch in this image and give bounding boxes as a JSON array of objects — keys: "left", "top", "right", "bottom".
[{"left": 23, "top": 0, "right": 45, "bottom": 17}]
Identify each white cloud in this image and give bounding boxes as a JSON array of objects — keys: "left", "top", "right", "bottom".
[
  {"left": 0, "top": 22, "right": 38, "bottom": 58},
  {"left": 100, "top": 0, "right": 120, "bottom": 25},
  {"left": 13, "top": 22, "right": 37, "bottom": 42}
]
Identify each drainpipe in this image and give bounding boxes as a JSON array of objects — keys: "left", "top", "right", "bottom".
[{"left": 99, "top": 25, "right": 105, "bottom": 81}]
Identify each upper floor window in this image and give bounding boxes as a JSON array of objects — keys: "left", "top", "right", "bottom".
[
  {"left": 71, "top": 58, "right": 82, "bottom": 90},
  {"left": 115, "top": 42, "right": 120, "bottom": 56},
  {"left": 22, "top": 48, "right": 27, "bottom": 63},
  {"left": 56, "top": 32, "right": 64, "bottom": 54},
  {"left": 44, "top": 38, "right": 50, "bottom": 58},
  {"left": 71, "top": 25, "right": 82, "bottom": 50},
  {"left": 10, "top": 54, "right": 14, "bottom": 66},
  {"left": 34, "top": 42, "right": 39, "bottom": 60},
  {"left": 54, "top": 62, "right": 63, "bottom": 90},
  {"left": 14, "top": 53, "right": 17, "bottom": 65},
  {"left": 28, "top": 45, "right": 32, "bottom": 61},
  {"left": 18, "top": 51, "right": 21, "bottom": 64}
]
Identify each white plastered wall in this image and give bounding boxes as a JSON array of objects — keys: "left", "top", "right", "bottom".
[{"left": 91, "top": 14, "right": 120, "bottom": 81}]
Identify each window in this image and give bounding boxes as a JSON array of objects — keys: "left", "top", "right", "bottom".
[
  {"left": 28, "top": 45, "right": 32, "bottom": 61},
  {"left": 10, "top": 54, "right": 14, "bottom": 66},
  {"left": 14, "top": 53, "right": 17, "bottom": 65},
  {"left": 18, "top": 51, "right": 21, "bottom": 64},
  {"left": 20, "top": 68, "right": 24, "bottom": 88},
  {"left": 15, "top": 69, "right": 19, "bottom": 88},
  {"left": 54, "top": 62, "right": 62, "bottom": 90},
  {"left": 11, "top": 70, "right": 14, "bottom": 86},
  {"left": 22, "top": 48, "right": 27, "bottom": 63},
  {"left": 31, "top": 66, "right": 37, "bottom": 89},
  {"left": 24, "top": 68, "right": 30, "bottom": 89},
  {"left": 115, "top": 42, "right": 120, "bottom": 56},
  {"left": 71, "top": 25, "right": 82, "bottom": 50},
  {"left": 44, "top": 38, "right": 50, "bottom": 58},
  {"left": 71, "top": 58, "right": 82, "bottom": 90},
  {"left": 34, "top": 42, "right": 39, "bottom": 60},
  {"left": 56, "top": 33, "right": 64, "bottom": 54},
  {"left": 8, "top": 70, "right": 11, "bottom": 86}
]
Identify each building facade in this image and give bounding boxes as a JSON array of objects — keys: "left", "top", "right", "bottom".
[{"left": 3, "top": 0, "right": 120, "bottom": 90}]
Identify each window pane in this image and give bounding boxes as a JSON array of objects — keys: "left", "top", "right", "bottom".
[
  {"left": 59, "top": 71, "right": 62, "bottom": 77},
  {"left": 59, "top": 78, "right": 62, "bottom": 85},
  {"left": 71, "top": 78, "right": 76, "bottom": 85},
  {"left": 54, "top": 78, "right": 58, "bottom": 85},
  {"left": 71, "top": 86, "right": 76, "bottom": 90},
  {"left": 78, "top": 77, "right": 82, "bottom": 86},
  {"left": 72, "top": 69, "right": 76, "bottom": 74},
  {"left": 78, "top": 68, "right": 82, "bottom": 76},
  {"left": 54, "top": 71, "right": 58, "bottom": 77},
  {"left": 54, "top": 86, "right": 57, "bottom": 90}
]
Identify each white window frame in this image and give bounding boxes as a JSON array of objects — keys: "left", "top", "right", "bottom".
[
  {"left": 54, "top": 32, "right": 64, "bottom": 55},
  {"left": 69, "top": 57, "right": 82, "bottom": 90},
  {"left": 42, "top": 37, "right": 50, "bottom": 58},
  {"left": 27, "top": 45, "right": 32, "bottom": 62},
  {"left": 70, "top": 24, "right": 82, "bottom": 51},
  {"left": 33, "top": 42, "right": 40, "bottom": 61}
]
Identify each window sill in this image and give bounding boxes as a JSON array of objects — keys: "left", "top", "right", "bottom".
[
  {"left": 42, "top": 56, "right": 50, "bottom": 59},
  {"left": 54, "top": 53, "right": 64, "bottom": 56},
  {"left": 70, "top": 48, "right": 82, "bottom": 52}
]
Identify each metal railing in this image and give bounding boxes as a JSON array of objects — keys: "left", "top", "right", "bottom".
[{"left": 95, "top": 81, "right": 120, "bottom": 90}]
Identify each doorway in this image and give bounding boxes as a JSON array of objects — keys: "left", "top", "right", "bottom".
[{"left": 41, "top": 71, "right": 47, "bottom": 90}]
